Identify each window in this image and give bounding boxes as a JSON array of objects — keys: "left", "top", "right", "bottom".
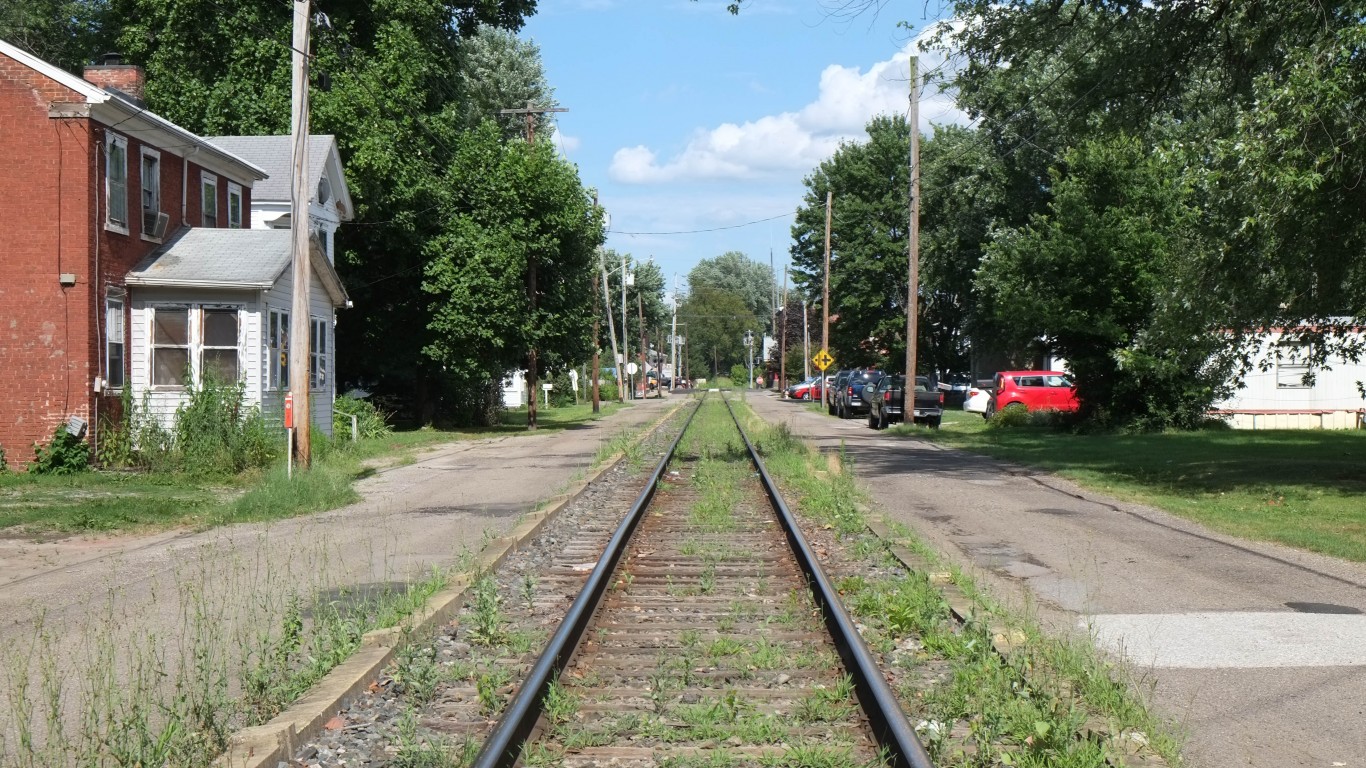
[
  {"left": 105, "top": 133, "right": 128, "bottom": 231},
  {"left": 201, "top": 308, "right": 239, "bottom": 382},
  {"left": 268, "top": 309, "right": 289, "bottom": 389},
  {"left": 1044, "top": 375, "right": 1071, "bottom": 387},
  {"left": 201, "top": 172, "right": 218, "bottom": 227},
  {"left": 151, "top": 306, "right": 243, "bottom": 387},
  {"left": 105, "top": 295, "right": 125, "bottom": 389},
  {"left": 140, "top": 147, "right": 161, "bottom": 237},
  {"left": 310, "top": 317, "right": 328, "bottom": 390},
  {"left": 1017, "top": 376, "right": 1045, "bottom": 387},
  {"left": 227, "top": 183, "right": 243, "bottom": 228},
  {"left": 1276, "top": 343, "right": 1313, "bottom": 388},
  {"left": 152, "top": 307, "right": 189, "bottom": 386}
]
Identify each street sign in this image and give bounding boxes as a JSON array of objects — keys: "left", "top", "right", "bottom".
[{"left": 813, "top": 349, "right": 834, "bottom": 372}]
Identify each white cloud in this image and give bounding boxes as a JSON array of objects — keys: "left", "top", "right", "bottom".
[
  {"left": 551, "top": 125, "right": 581, "bottom": 153},
  {"left": 609, "top": 22, "right": 967, "bottom": 185}
]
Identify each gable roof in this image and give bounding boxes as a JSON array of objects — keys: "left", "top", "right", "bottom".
[
  {"left": 205, "top": 135, "right": 353, "bottom": 219},
  {"left": 0, "top": 39, "right": 267, "bottom": 184},
  {"left": 125, "top": 228, "right": 349, "bottom": 307}
]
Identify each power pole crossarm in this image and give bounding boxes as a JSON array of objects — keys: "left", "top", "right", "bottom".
[{"left": 498, "top": 100, "right": 568, "bottom": 144}]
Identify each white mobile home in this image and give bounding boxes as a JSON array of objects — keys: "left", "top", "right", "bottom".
[{"left": 1212, "top": 329, "right": 1366, "bottom": 429}]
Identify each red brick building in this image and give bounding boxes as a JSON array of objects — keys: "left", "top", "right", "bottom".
[{"left": 0, "top": 41, "right": 267, "bottom": 466}]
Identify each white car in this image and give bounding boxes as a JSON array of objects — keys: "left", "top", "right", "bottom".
[{"left": 963, "top": 386, "right": 992, "bottom": 419}]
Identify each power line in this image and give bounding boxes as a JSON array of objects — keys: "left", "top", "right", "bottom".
[{"left": 611, "top": 212, "right": 795, "bottom": 236}]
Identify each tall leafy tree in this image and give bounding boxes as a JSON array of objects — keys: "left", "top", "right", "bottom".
[
  {"left": 688, "top": 251, "right": 774, "bottom": 331},
  {"left": 976, "top": 134, "right": 1228, "bottom": 427},
  {"left": 0, "top": 0, "right": 109, "bottom": 72},
  {"left": 423, "top": 122, "right": 604, "bottom": 423},
  {"left": 790, "top": 115, "right": 919, "bottom": 371},
  {"left": 453, "top": 24, "right": 555, "bottom": 140},
  {"left": 680, "top": 287, "right": 755, "bottom": 379}
]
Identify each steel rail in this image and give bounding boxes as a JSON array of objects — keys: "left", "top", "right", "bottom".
[
  {"left": 471, "top": 395, "right": 705, "bottom": 768},
  {"left": 721, "top": 393, "right": 936, "bottom": 768}
]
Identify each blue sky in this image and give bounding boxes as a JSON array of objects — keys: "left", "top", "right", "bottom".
[{"left": 520, "top": 0, "right": 965, "bottom": 294}]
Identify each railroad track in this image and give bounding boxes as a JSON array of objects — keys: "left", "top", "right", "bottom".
[{"left": 469, "top": 393, "right": 933, "bottom": 767}]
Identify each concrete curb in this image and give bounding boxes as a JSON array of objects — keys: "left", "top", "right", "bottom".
[{"left": 213, "top": 400, "right": 685, "bottom": 768}]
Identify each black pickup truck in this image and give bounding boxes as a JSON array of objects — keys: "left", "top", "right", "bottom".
[{"left": 867, "top": 374, "right": 944, "bottom": 429}]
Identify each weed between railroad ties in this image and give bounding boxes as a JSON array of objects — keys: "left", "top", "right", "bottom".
[{"left": 735, "top": 399, "right": 1183, "bottom": 767}]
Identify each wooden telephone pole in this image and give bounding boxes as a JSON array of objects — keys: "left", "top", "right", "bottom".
[
  {"left": 779, "top": 266, "right": 789, "bottom": 392},
  {"left": 905, "top": 57, "right": 921, "bottom": 382},
  {"left": 500, "top": 100, "right": 568, "bottom": 429},
  {"left": 288, "top": 0, "right": 313, "bottom": 469},
  {"left": 822, "top": 190, "right": 832, "bottom": 358}
]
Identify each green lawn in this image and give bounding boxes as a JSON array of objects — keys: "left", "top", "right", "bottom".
[
  {"left": 893, "top": 410, "right": 1366, "bottom": 562},
  {"left": 0, "top": 401, "right": 627, "bottom": 537}
]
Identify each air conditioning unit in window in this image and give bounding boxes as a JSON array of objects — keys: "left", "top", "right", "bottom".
[{"left": 145, "top": 211, "right": 170, "bottom": 239}]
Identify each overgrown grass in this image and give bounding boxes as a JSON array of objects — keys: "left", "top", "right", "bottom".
[
  {"left": 2, "top": 542, "right": 460, "bottom": 767},
  {"left": 0, "top": 401, "right": 629, "bottom": 537},
  {"left": 897, "top": 410, "right": 1366, "bottom": 562},
  {"left": 735, "top": 400, "right": 1181, "bottom": 767}
]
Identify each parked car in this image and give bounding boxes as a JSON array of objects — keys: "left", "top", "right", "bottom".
[
  {"left": 986, "top": 370, "right": 1079, "bottom": 416},
  {"left": 868, "top": 375, "right": 944, "bottom": 429},
  {"left": 836, "top": 369, "right": 884, "bottom": 419},
  {"left": 963, "top": 383, "right": 992, "bottom": 419},
  {"left": 826, "top": 369, "right": 854, "bottom": 414},
  {"left": 786, "top": 376, "right": 823, "bottom": 401},
  {"left": 937, "top": 372, "right": 973, "bottom": 408}
]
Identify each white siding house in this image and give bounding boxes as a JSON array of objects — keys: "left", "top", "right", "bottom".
[
  {"left": 205, "top": 135, "right": 352, "bottom": 263},
  {"left": 1212, "top": 330, "right": 1366, "bottom": 429},
  {"left": 126, "top": 229, "right": 349, "bottom": 434}
]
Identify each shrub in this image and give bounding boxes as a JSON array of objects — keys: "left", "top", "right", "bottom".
[
  {"left": 175, "top": 375, "right": 276, "bottom": 476},
  {"left": 988, "top": 407, "right": 1072, "bottom": 430},
  {"left": 729, "top": 364, "right": 748, "bottom": 385},
  {"left": 333, "top": 396, "right": 393, "bottom": 440},
  {"left": 0, "top": 443, "right": 7, "bottom": 472},
  {"left": 549, "top": 371, "right": 578, "bottom": 407},
  {"left": 31, "top": 425, "right": 90, "bottom": 475}
]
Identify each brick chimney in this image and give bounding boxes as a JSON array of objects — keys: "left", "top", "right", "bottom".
[{"left": 83, "top": 52, "right": 145, "bottom": 103}]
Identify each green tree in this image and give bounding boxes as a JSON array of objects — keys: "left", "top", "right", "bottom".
[
  {"left": 423, "top": 122, "right": 604, "bottom": 426},
  {"left": 600, "top": 251, "right": 668, "bottom": 356},
  {"left": 688, "top": 251, "right": 774, "bottom": 331},
  {"left": 454, "top": 24, "right": 556, "bottom": 140},
  {"left": 680, "top": 287, "right": 756, "bottom": 379},
  {"left": 975, "top": 135, "right": 1227, "bottom": 428},
  {"left": 790, "top": 115, "right": 917, "bottom": 371},
  {"left": 0, "top": 0, "right": 109, "bottom": 73}
]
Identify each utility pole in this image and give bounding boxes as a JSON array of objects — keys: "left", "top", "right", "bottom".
[
  {"left": 779, "top": 266, "right": 788, "bottom": 393},
  {"left": 591, "top": 195, "right": 601, "bottom": 413},
  {"left": 499, "top": 101, "right": 568, "bottom": 429},
  {"left": 802, "top": 299, "right": 810, "bottom": 380},
  {"left": 638, "top": 294, "right": 647, "bottom": 399},
  {"left": 599, "top": 252, "right": 623, "bottom": 403},
  {"left": 621, "top": 251, "right": 630, "bottom": 399},
  {"left": 822, "top": 190, "right": 832, "bottom": 358},
  {"left": 591, "top": 271, "right": 601, "bottom": 412},
  {"left": 288, "top": 0, "right": 313, "bottom": 469},
  {"left": 906, "top": 57, "right": 921, "bottom": 382},
  {"left": 670, "top": 274, "right": 679, "bottom": 393}
]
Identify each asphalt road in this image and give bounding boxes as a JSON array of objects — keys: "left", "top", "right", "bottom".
[
  {"left": 0, "top": 397, "right": 676, "bottom": 754},
  {"left": 748, "top": 391, "right": 1366, "bottom": 768}
]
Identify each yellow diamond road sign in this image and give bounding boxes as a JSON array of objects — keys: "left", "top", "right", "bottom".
[{"left": 813, "top": 349, "right": 834, "bottom": 372}]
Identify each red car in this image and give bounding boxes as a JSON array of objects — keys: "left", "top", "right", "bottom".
[
  {"left": 786, "top": 376, "right": 826, "bottom": 401},
  {"left": 987, "top": 370, "right": 1079, "bottom": 415}
]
